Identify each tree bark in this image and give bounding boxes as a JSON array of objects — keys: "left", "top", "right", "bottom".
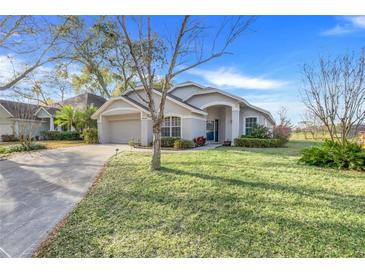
[{"left": 151, "top": 122, "right": 161, "bottom": 171}]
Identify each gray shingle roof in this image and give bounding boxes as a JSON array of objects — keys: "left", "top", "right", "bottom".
[
  {"left": 0, "top": 99, "right": 40, "bottom": 119},
  {"left": 121, "top": 95, "right": 149, "bottom": 111},
  {"left": 59, "top": 93, "right": 106, "bottom": 110}
]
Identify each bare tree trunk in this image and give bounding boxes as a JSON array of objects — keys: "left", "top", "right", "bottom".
[{"left": 151, "top": 122, "right": 161, "bottom": 171}]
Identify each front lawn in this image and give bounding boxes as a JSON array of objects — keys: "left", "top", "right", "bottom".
[{"left": 36, "top": 140, "right": 365, "bottom": 257}]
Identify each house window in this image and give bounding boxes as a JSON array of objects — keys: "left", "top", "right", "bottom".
[
  {"left": 245, "top": 117, "right": 257, "bottom": 135},
  {"left": 161, "top": 116, "right": 181, "bottom": 137}
]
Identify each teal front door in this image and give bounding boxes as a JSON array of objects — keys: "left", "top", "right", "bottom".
[{"left": 206, "top": 120, "right": 218, "bottom": 142}]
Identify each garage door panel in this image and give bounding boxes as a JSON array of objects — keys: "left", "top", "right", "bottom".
[{"left": 109, "top": 119, "right": 141, "bottom": 144}]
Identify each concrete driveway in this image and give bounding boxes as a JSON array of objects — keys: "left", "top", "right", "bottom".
[{"left": 0, "top": 144, "right": 126, "bottom": 258}]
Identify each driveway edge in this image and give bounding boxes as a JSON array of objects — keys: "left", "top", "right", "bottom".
[{"left": 32, "top": 160, "right": 109, "bottom": 258}]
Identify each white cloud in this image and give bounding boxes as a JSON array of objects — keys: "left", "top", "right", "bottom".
[
  {"left": 321, "top": 16, "right": 365, "bottom": 36},
  {"left": 187, "top": 67, "right": 287, "bottom": 90},
  {"left": 242, "top": 93, "right": 306, "bottom": 125}
]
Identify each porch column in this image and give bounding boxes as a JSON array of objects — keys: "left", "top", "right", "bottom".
[
  {"left": 140, "top": 113, "right": 150, "bottom": 146},
  {"left": 98, "top": 115, "right": 109, "bottom": 143},
  {"left": 231, "top": 105, "right": 240, "bottom": 141},
  {"left": 49, "top": 116, "right": 55, "bottom": 131}
]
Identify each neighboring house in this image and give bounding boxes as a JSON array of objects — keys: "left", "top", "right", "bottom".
[
  {"left": 59, "top": 92, "right": 107, "bottom": 111},
  {"left": 92, "top": 81, "right": 275, "bottom": 145},
  {"left": 0, "top": 93, "right": 106, "bottom": 141},
  {"left": 0, "top": 100, "right": 59, "bottom": 140}
]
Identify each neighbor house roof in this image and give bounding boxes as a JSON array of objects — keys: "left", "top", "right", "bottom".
[
  {"left": 0, "top": 99, "right": 41, "bottom": 120},
  {"left": 0, "top": 99, "right": 65, "bottom": 119},
  {"left": 59, "top": 93, "right": 106, "bottom": 111}
]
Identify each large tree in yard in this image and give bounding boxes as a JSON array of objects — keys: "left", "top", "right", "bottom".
[
  {"left": 61, "top": 16, "right": 136, "bottom": 98},
  {"left": 118, "top": 16, "right": 255, "bottom": 170},
  {"left": 301, "top": 51, "right": 365, "bottom": 145}
]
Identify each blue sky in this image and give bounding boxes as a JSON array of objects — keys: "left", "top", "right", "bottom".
[
  {"left": 168, "top": 16, "right": 365, "bottom": 124},
  {"left": 1, "top": 16, "right": 365, "bottom": 124}
]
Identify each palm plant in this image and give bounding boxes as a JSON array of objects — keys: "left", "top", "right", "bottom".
[
  {"left": 55, "top": 105, "right": 78, "bottom": 131},
  {"left": 81, "top": 105, "right": 98, "bottom": 130}
]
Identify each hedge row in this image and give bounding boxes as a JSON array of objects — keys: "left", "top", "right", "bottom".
[
  {"left": 0, "top": 143, "right": 46, "bottom": 155},
  {"left": 41, "top": 131, "right": 81, "bottom": 141},
  {"left": 234, "top": 137, "right": 287, "bottom": 148},
  {"left": 1, "top": 134, "right": 18, "bottom": 142},
  {"left": 160, "top": 137, "right": 194, "bottom": 149}
]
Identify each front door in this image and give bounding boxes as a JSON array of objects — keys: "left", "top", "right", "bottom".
[{"left": 206, "top": 119, "right": 219, "bottom": 142}]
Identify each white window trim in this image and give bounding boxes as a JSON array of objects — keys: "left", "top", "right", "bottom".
[
  {"left": 243, "top": 116, "right": 259, "bottom": 135},
  {"left": 161, "top": 115, "right": 183, "bottom": 138}
]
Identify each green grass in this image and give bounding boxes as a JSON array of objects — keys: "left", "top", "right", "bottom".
[{"left": 35, "top": 140, "right": 365, "bottom": 258}]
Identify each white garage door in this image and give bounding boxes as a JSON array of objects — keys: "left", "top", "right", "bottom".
[
  {"left": 109, "top": 119, "right": 141, "bottom": 144},
  {"left": 0, "top": 122, "right": 13, "bottom": 140}
]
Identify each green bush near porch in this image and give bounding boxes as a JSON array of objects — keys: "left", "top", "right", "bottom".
[
  {"left": 234, "top": 137, "right": 287, "bottom": 148},
  {"left": 161, "top": 137, "right": 180, "bottom": 147},
  {"left": 82, "top": 128, "right": 98, "bottom": 144},
  {"left": 173, "top": 139, "right": 193, "bottom": 149}
]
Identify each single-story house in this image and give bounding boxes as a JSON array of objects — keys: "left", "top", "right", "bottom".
[
  {"left": 92, "top": 82, "right": 275, "bottom": 145},
  {"left": 0, "top": 93, "right": 106, "bottom": 141}
]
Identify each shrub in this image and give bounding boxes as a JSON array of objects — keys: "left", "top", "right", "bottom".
[
  {"left": 193, "top": 136, "right": 206, "bottom": 147},
  {"left": 82, "top": 128, "right": 98, "bottom": 144},
  {"left": 0, "top": 142, "right": 46, "bottom": 154},
  {"left": 174, "top": 139, "right": 194, "bottom": 149},
  {"left": 161, "top": 137, "right": 180, "bottom": 147},
  {"left": 299, "top": 140, "right": 365, "bottom": 171},
  {"left": 246, "top": 125, "right": 272, "bottom": 139},
  {"left": 128, "top": 139, "right": 136, "bottom": 147},
  {"left": 234, "top": 137, "right": 287, "bottom": 148},
  {"left": 41, "top": 130, "right": 81, "bottom": 141},
  {"left": 273, "top": 125, "right": 291, "bottom": 142},
  {"left": 1, "top": 134, "right": 18, "bottom": 142}
]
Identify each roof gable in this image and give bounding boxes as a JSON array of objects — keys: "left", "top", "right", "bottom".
[
  {"left": 0, "top": 100, "right": 39, "bottom": 119},
  {"left": 124, "top": 86, "right": 207, "bottom": 115},
  {"left": 60, "top": 93, "right": 106, "bottom": 110}
]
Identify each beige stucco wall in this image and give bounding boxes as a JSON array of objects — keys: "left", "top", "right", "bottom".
[
  {"left": 169, "top": 85, "right": 202, "bottom": 101},
  {"left": 181, "top": 117, "right": 206, "bottom": 140},
  {"left": 0, "top": 106, "right": 13, "bottom": 139},
  {"left": 186, "top": 92, "right": 239, "bottom": 110},
  {"left": 127, "top": 91, "right": 197, "bottom": 117},
  {"left": 240, "top": 106, "right": 273, "bottom": 135},
  {"left": 104, "top": 100, "right": 141, "bottom": 114}
]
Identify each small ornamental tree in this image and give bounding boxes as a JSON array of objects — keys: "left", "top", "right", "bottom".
[
  {"left": 301, "top": 51, "right": 365, "bottom": 145},
  {"left": 119, "top": 15, "right": 255, "bottom": 170}
]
